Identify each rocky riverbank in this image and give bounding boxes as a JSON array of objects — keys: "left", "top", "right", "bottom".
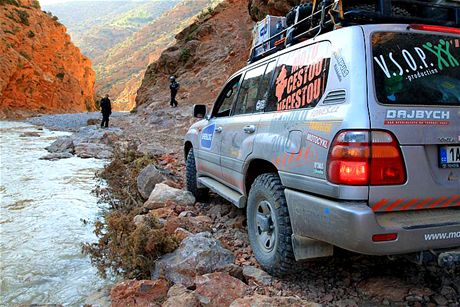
[{"left": 29, "top": 111, "right": 458, "bottom": 306}]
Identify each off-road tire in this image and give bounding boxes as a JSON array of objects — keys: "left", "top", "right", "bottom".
[
  {"left": 247, "top": 173, "right": 295, "bottom": 276},
  {"left": 185, "top": 149, "right": 208, "bottom": 201},
  {"left": 286, "top": 3, "right": 314, "bottom": 27}
]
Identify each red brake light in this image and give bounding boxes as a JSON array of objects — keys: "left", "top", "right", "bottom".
[
  {"left": 372, "top": 233, "right": 398, "bottom": 242},
  {"left": 327, "top": 130, "right": 406, "bottom": 186},
  {"left": 410, "top": 24, "right": 460, "bottom": 35}
]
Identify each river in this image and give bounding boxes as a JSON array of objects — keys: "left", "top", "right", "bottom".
[{"left": 0, "top": 121, "right": 111, "bottom": 306}]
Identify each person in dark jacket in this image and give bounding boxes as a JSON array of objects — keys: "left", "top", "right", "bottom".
[
  {"left": 100, "top": 94, "right": 112, "bottom": 128},
  {"left": 169, "top": 76, "right": 179, "bottom": 107}
]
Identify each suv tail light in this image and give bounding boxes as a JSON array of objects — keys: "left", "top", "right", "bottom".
[{"left": 327, "top": 130, "right": 406, "bottom": 185}]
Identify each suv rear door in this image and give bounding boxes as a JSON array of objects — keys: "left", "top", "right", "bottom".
[{"left": 366, "top": 25, "right": 460, "bottom": 212}]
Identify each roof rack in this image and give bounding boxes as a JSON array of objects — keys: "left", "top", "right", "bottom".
[{"left": 248, "top": 0, "right": 460, "bottom": 64}]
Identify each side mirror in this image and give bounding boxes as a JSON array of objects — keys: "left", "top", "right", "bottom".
[{"left": 193, "top": 104, "right": 207, "bottom": 119}]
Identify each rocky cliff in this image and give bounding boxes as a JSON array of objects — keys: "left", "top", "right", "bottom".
[
  {"left": 248, "top": 0, "right": 301, "bottom": 21},
  {"left": 135, "top": 0, "right": 253, "bottom": 110},
  {"left": 0, "top": 0, "right": 95, "bottom": 118}
]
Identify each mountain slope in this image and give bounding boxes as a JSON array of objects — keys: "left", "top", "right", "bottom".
[
  {"left": 136, "top": 0, "right": 253, "bottom": 110},
  {"left": 0, "top": 0, "right": 95, "bottom": 118},
  {"left": 96, "top": 0, "right": 219, "bottom": 110}
]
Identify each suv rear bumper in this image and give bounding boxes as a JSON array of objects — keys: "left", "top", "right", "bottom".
[{"left": 285, "top": 189, "right": 460, "bottom": 255}]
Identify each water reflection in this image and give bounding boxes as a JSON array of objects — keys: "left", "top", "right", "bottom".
[{"left": 0, "top": 121, "right": 111, "bottom": 305}]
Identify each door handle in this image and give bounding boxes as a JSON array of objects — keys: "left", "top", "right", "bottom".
[
  {"left": 243, "top": 125, "right": 256, "bottom": 134},
  {"left": 215, "top": 126, "right": 223, "bottom": 133}
]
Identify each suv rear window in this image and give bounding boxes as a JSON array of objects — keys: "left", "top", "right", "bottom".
[{"left": 372, "top": 32, "right": 460, "bottom": 106}]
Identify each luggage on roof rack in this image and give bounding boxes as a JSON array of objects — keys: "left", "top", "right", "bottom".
[{"left": 248, "top": 0, "right": 460, "bottom": 64}]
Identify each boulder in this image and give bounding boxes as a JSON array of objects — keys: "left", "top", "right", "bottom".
[
  {"left": 39, "top": 152, "right": 73, "bottom": 161},
  {"left": 194, "top": 272, "right": 248, "bottom": 307},
  {"left": 46, "top": 136, "right": 74, "bottom": 153},
  {"left": 144, "top": 183, "right": 195, "bottom": 209},
  {"left": 45, "top": 126, "right": 122, "bottom": 159},
  {"left": 242, "top": 266, "right": 272, "bottom": 286},
  {"left": 74, "top": 143, "right": 113, "bottom": 159},
  {"left": 162, "top": 284, "right": 200, "bottom": 307},
  {"left": 137, "top": 165, "right": 165, "bottom": 200},
  {"left": 152, "top": 232, "right": 235, "bottom": 287},
  {"left": 110, "top": 279, "right": 169, "bottom": 307},
  {"left": 230, "top": 294, "right": 321, "bottom": 307}
]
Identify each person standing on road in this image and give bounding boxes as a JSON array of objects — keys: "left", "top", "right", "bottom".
[
  {"left": 100, "top": 94, "right": 112, "bottom": 128},
  {"left": 169, "top": 76, "right": 179, "bottom": 108}
]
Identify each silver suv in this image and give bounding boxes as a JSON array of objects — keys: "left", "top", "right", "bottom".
[{"left": 184, "top": 23, "right": 460, "bottom": 275}]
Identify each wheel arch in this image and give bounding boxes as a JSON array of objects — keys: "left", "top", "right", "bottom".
[
  {"left": 244, "top": 158, "right": 279, "bottom": 196},
  {"left": 184, "top": 141, "right": 193, "bottom": 161}
]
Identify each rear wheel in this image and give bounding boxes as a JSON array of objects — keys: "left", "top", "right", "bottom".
[
  {"left": 185, "top": 149, "right": 208, "bottom": 201},
  {"left": 247, "top": 173, "right": 295, "bottom": 276}
]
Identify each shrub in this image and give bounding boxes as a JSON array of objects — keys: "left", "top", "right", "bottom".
[
  {"left": 56, "top": 72, "right": 65, "bottom": 80},
  {"left": 82, "top": 144, "right": 181, "bottom": 279},
  {"left": 180, "top": 48, "right": 191, "bottom": 63},
  {"left": 15, "top": 9, "right": 29, "bottom": 26},
  {"left": 0, "top": 0, "right": 19, "bottom": 6},
  {"left": 27, "top": 30, "right": 34, "bottom": 38},
  {"left": 31, "top": 0, "right": 40, "bottom": 9},
  {"left": 19, "top": 50, "right": 30, "bottom": 60}
]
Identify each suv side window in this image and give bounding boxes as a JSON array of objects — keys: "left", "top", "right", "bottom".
[
  {"left": 266, "top": 41, "right": 332, "bottom": 112},
  {"left": 256, "top": 61, "right": 277, "bottom": 112},
  {"left": 213, "top": 75, "right": 241, "bottom": 118},
  {"left": 233, "top": 64, "right": 267, "bottom": 115}
]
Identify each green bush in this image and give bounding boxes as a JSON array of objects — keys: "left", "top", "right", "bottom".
[
  {"left": 15, "top": 9, "right": 29, "bottom": 26},
  {"left": 31, "top": 0, "right": 40, "bottom": 9},
  {"left": 0, "top": 0, "right": 19, "bottom": 6},
  {"left": 56, "top": 72, "right": 65, "bottom": 80},
  {"left": 27, "top": 30, "right": 34, "bottom": 38},
  {"left": 180, "top": 48, "right": 191, "bottom": 63}
]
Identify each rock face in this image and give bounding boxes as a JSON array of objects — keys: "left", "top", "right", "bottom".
[
  {"left": 137, "top": 165, "right": 165, "bottom": 200},
  {"left": 248, "top": 0, "right": 301, "bottom": 21},
  {"left": 152, "top": 232, "right": 235, "bottom": 287},
  {"left": 45, "top": 125, "right": 122, "bottom": 159},
  {"left": 144, "top": 183, "right": 195, "bottom": 209},
  {"left": 0, "top": 0, "right": 95, "bottom": 118},
  {"left": 135, "top": 0, "right": 253, "bottom": 110},
  {"left": 110, "top": 279, "right": 169, "bottom": 307}
]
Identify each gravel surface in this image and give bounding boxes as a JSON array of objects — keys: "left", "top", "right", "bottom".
[{"left": 27, "top": 112, "right": 127, "bottom": 131}]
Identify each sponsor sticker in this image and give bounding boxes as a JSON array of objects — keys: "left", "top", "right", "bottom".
[
  {"left": 384, "top": 109, "right": 450, "bottom": 125},
  {"left": 307, "top": 121, "right": 334, "bottom": 133},
  {"left": 200, "top": 124, "right": 215, "bottom": 150},
  {"left": 306, "top": 133, "right": 330, "bottom": 149},
  {"left": 333, "top": 50, "right": 349, "bottom": 82},
  {"left": 314, "top": 162, "right": 325, "bottom": 175}
]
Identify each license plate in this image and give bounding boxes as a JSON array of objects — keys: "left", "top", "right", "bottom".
[{"left": 439, "top": 145, "right": 460, "bottom": 168}]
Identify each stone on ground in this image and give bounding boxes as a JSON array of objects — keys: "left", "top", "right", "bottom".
[
  {"left": 137, "top": 164, "right": 165, "bottom": 200},
  {"left": 162, "top": 284, "right": 200, "bottom": 307},
  {"left": 242, "top": 265, "right": 272, "bottom": 286},
  {"left": 230, "top": 294, "right": 321, "bottom": 307},
  {"left": 19, "top": 132, "right": 41, "bottom": 137},
  {"left": 46, "top": 136, "right": 74, "bottom": 153},
  {"left": 195, "top": 272, "right": 248, "bottom": 307},
  {"left": 144, "top": 183, "right": 195, "bottom": 209},
  {"left": 110, "top": 279, "right": 169, "bottom": 307},
  {"left": 40, "top": 152, "right": 74, "bottom": 161},
  {"left": 152, "top": 232, "right": 235, "bottom": 287}
]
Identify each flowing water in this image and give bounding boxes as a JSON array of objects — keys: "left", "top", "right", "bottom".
[{"left": 0, "top": 121, "right": 111, "bottom": 306}]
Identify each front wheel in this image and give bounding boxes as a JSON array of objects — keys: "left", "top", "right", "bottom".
[
  {"left": 185, "top": 149, "right": 208, "bottom": 201},
  {"left": 247, "top": 173, "right": 295, "bottom": 276}
]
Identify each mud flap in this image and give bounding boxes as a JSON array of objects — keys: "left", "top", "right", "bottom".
[{"left": 292, "top": 234, "right": 333, "bottom": 261}]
